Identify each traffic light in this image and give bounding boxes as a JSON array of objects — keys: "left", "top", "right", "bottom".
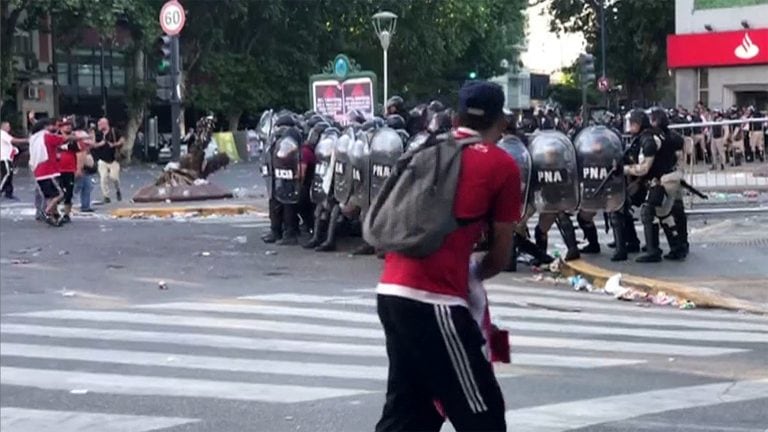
[
  {"left": 156, "top": 35, "right": 172, "bottom": 74},
  {"left": 579, "top": 53, "right": 596, "bottom": 85},
  {"left": 468, "top": 71, "right": 478, "bottom": 79},
  {"left": 155, "top": 35, "right": 173, "bottom": 101}
]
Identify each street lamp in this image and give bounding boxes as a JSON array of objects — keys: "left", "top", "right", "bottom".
[{"left": 372, "top": 11, "right": 397, "bottom": 112}]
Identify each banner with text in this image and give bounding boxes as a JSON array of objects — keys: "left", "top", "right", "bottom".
[{"left": 312, "top": 77, "right": 374, "bottom": 124}]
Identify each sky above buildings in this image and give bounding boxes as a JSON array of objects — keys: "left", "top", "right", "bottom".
[{"left": 520, "top": 0, "right": 586, "bottom": 75}]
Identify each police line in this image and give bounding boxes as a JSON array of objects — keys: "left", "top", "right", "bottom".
[{"left": 667, "top": 117, "right": 768, "bottom": 130}]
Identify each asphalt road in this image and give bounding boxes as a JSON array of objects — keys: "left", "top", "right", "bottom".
[{"left": 1, "top": 212, "right": 767, "bottom": 432}]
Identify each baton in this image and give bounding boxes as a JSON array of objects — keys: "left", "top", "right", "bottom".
[
  {"left": 681, "top": 180, "right": 708, "bottom": 200},
  {"left": 587, "top": 166, "right": 618, "bottom": 200}
]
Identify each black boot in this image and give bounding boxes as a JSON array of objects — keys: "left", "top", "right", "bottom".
[
  {"left": 577, "top": 214, "right": 601, "bottom": 254},
  {"left": 534, "top": 225, "right": 548, "bottom": 255},
  {"left": 672, "top": 200, "right": 689, "bottom": 257},
  {"left": 636, "top": 224, "right": 662, "bottom": 263},
  {"left": 662, "top": 222, "right": 686, "bottom": 261},
  {"left": 624, "top": 213, "right": 641, "bottom": 253},
  {"left": 517, "top": 235, "right": 554, "bottom": 266},
  {"left": 557, "top": 214, "right": 581, "bottom": 261},
  {"left": 303, "top": 215, "right": 326, "bottom": 249},
  {"left": 276, "top": 232, "right": 299, "bottom": 246},
  {"left": 609, "top": 211, "right": 628, "bottom": 262},
  {"left": 351, "top": 242, "right": 375, "bottom": 256},
  {"left": 316, "top": 205, "right": 340, "bottom": 252},
  {"left": 261, "top": 231, "right": 282, "bottom": 244},
  {"left": 505, "top": 236, "right": 519, "bottom": 272}
]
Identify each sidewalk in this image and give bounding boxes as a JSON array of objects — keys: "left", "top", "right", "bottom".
[{"left": 555, "top": 214, "right": 768, "bottom": 314}]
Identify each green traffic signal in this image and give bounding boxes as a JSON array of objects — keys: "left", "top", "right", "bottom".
[
  {"left": 157, "top": 59, "right": 171, "bottom": 74},
  {"left": 468, "top": 71, "right": 477, "bottom": 79}
]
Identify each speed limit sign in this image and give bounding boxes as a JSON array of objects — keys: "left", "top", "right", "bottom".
[{"left": 160, "top": 0, "right": 186, "bottom": 36}]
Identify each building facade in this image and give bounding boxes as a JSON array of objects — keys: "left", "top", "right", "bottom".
[{"left": 670, "top": 0, "right": 768, "bottom": 110}]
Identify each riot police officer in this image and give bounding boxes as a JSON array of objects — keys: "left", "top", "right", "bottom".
[
  {"left": 263, "top": 113, "right": 304, "bottom": 245},
  {"left": 651, "top": 108, "right": 689, "bottom": 260},
  {"left": 624, "top": 109, "right": 681, "bottom": 263}
]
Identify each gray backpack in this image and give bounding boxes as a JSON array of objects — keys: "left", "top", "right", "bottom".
[{"left": 362, "top": 132, "right": 483, "bottom": 258}]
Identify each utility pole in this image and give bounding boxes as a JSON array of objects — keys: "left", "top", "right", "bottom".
[
  {"left": 600, "top": 0, "right": 607, "bottom": 107},
  {"left": 170, "top": 35, "right": 181, "bottom": 162}
]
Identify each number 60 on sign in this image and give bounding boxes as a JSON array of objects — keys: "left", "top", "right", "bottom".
[{"left": 160, "top": 0, "right": 186, "bottom": 36}]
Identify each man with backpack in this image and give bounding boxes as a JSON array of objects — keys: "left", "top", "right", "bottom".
[{"left": 365, "top": 81, "right": 521, "bottom": 432}]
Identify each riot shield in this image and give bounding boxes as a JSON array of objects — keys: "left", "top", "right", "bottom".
[
  {"left": 498, "top": 135, "right": 532, "bottom": 210},
  {"left": 348, "top": 131, "right": 371, "bottom": 211},
  {"left": 272, "top": 128, "right": 302, "bottom": 204},
  {"left": 311, "top": 129, "right": 337, "bottom": 204},
  {"left": 333, "top": 129, "right": 354, "bottom": 205},
  {"left": 258, "top": 110, "right": 275, "bottom": 196},
  {"left": 529, "top": 130, "right": 579, "bottom": 213},
  {"left": 369, "top": 127, "right": 404, "bottom": 204},
  {"left": 574, "top": 126, "right": 626, "bottom": 212}
]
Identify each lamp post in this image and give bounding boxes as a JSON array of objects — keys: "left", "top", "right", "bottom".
[{"left": 372, "top": 11, "right": 397, "bottom": 113}]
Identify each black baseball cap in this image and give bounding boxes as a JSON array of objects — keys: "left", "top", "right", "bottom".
[{"left": 459, "top": 81, "right": 505, "bottom": 123}]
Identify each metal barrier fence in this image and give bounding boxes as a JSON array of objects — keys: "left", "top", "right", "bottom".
[{"left": 668, "top": 118, "right": 768, "bottom": 209}]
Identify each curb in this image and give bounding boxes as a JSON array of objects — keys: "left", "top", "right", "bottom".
[
  {"left": 561, "top": 259, "right": 768, "bottom": 315},
  {"left": 110, "top": 205, "right": 264, "bottom": 219}
]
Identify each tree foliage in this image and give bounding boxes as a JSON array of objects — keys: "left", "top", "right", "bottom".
[
  {"left": 545, "top": 0, "right": 674, "bottom": 103},
  {"left": 3, "top": 0, "right": 527, "bottom": 125}
]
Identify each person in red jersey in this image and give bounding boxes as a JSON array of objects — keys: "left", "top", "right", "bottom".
[
  {"left": 375, "top": 81, "right": 522, "bottom": 432},
  {"left": 56, "top": 117, "right": 81, "bottom": 224},
  {"left": 30, "top": 118, "right": 72, "bottom": 226}
]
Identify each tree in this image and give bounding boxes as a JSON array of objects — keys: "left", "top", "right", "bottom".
[{"left": 545, "top": 0, "right": 674, "bottom": 103}]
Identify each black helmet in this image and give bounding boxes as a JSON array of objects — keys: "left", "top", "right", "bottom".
[
  {"left": 503, "top": 109, "right": 517, "bottom": 134},
  {"left": 649, "top": 107, "right": 669, "bottom": 130},
  {"left": 385, "top": 114, "right": 406, "bottom": 130},
  {"left": 427, "top": 109, "right": 453, "bottom": 133},
  {"left": 306, "top": 114, "right": 325, "bottom": 129},
  {"left": 303, "top": 110, "right": 316, "bottom": 119},
  {"left": 427, "top": 100, "right": 445, "bottom": 113},
  {"left": 628, "top": 109, "right": 651, "bottom": 131},
  {"left": 386, "top": 95, "right": 404, "bottom": 111},
  {"left": 347, "top": 109, "right": 366, "bottom": 125},
  {"left": 362, "top": 117, "right": 385, "bottom": 132},
  {"left": 275, "top": 113, "right": 297, "bottom": 128}
]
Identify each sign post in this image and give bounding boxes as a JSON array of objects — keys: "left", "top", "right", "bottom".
[
  {"left": 159, "top": 0, "right": 185, "bottom": 161},
  {"left": 309, "top": 54, "right": 377, "bottom": 124}
]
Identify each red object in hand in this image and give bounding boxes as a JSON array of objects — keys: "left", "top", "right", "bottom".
[{"left": 490, "top": 326, "right": 510, "bottom": 364}]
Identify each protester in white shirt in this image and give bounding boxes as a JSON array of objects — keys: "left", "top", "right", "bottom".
[{"left": 1, "top": 121, "right": 27, "bottom": 200}]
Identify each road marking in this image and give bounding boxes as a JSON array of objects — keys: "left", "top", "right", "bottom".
[
  {"left": 0, "top": 324, "right": 386, "bottom": 357},
  {"left": 499, "top": 319, "right": 768, "bottom": 343},
  {"left": 237, "top": 293, "right": 375, "bottom": 306},
  {"left": 510, "top": 335, "right": 746, "bottom": 357},
  {"left": 1, "top": 343, "right": 388, "bottom": 380},
  {"left": 0, "top": 367, "right": 370, "bottom": 403},
  {"left": 0, "top": 407, "right": 197, "bottom": 432},
  {"left": 491, "top": 305, "right": 768, "bottom": 332},
  {"left": 509, "top": 354, "right": 644, "bottom": 369},
  {"left": 2, "top": 324, "right": 644, "bottom": 370},
  {"left": 10, "top": 310, "right": 383, "bottom": 339},
  {"left": 503, "top": 379, "right": 768, "bottom": 432},
  {"left": 138, "top": 302, "right": 380, "bottom": 324}
]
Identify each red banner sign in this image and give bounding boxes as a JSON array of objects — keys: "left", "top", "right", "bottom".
[{"left": 667, "top": 28, "right": 768, "bottom": 68}]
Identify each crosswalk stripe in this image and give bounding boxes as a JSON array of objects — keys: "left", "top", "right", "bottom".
[
  {"left": 503, "top": 378, "right": 768, "bottom": 432},
  {"left": 0, "top": 367, "right": 370, "bottom": 403},
  {"left": 1, "top": 324, "right": 644, "bottom": 370},
  {"left": 237, "top": 293, "right": 375, "bottom": 306},
  {"left": 509, "top": 354, "right": 644, "bottom": 369},
  {"left": 499, "top": 319, "right": 768, "bottom": 343},
  {"left": 489, "top": 292, "right": 703, "bottom": 315},
  {"left": 510, "top": 335, "right": 746, "bottom": 357},
  {"left": 0, "top": 407, "right": 198, "bottom": 432},
  {"left": 491, "top": 305, "right": 768, "bottom": 332},
  {"left": 0, "top": 324, "right": 386, "bottom": 357},
  {"left": 137, "top": 299, "right": 768, "bottom": 335},
  {"left": 1, "top": 343, "right": 388, "bottom": 380},
  {"left": 10, "top": 310, "right": 383, "bottom": 339},
  {"left": 137, "top": 302, "right": 380, "bottom": 324}
]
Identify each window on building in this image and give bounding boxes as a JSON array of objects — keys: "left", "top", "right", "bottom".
[
  {"left": 57, "top": 63, "right": 69, "bottom": 86},
  {"left": 697, "top": 68, "right": 709, "bottom": 107},
  {"left": 12, "top": 32, "right": 33, "bottom": 55},
  {"left": 78, "top": 64, "right": 95, "bottom": 87}
]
